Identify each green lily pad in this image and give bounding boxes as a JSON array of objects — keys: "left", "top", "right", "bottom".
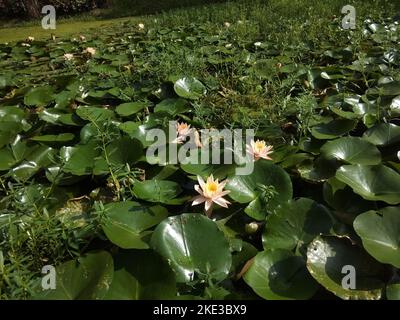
[
  {"left": 61, "top": 142, "right": 99, "bottom": 176},
  {"left": 174, "top": 77, "right": 206, "bottom": 100},
  {"left": 24, "top": 86, "right": 54, "bottom": 106},
  {"left": 116, "top": 101, "right": 149, "bottom": 117},
  {"left": 151, "top": 213, "right": 232, "bottom": 283},
  {"left": 307, "top": 236, "right": 385, "bottom": 300},
  {"left": 104, "top": 250, "right": 176, "bottom": 300},
  {"left": 226, "top": 160, "right": 292, "bottom": 219},
  {"left": 31, "top": 133, "right": 75, "bottom": 143},
  {"left": 154, "top": 98, "right": 189, "bottom": 115},
  {"left": 93, "top": 137, "right": 143, "bottom": 175},
  {"left": 363, "top": 123, "right": 400, "bottom": 146},
  {"left": 311, "top": 119, "right": 357, "bottom": 140},
  {"left": 321, "top": 137, "right": 381, "bottom": 165},
  {"left": 132, "top": 180, "right": 183, "bottom": 204},
  {"left": 262, "top": 198, "right": 333, "bottom": 251},
  {"left": 336, "top": 164, "right": 400, "bottom": 204},
  {"left": 76, "top": 106, "right": 114, "bottom": 122},
  {"left": 101, "top": 201, "right": 168, "bottom": 249},
  {"left": 35, "top": 251, "right": 114, "bottom": 300},
  {"left": 243, "top": 249, "right": 318, "bottom": 300},
  {"left": 386, "top": 283, "right": 400, "bottom": 300},
  {"left": 354, "top": 207, "right": 400, "bottom": 268}
]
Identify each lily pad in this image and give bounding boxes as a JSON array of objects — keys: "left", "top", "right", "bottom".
[
  {"left": 132, "top": 180, "right": 183, "bottom": 204},
  {"left": 101, "top": 201, "right": 168, "bottom": 249},
  {"left": 321, "top": 137, "right": 381, "bottom": 165},
  {"left": 354, "top": 207, "right": 400, "bottom": 268},
  {"left": 262, "top": 198, "right": 333, "bottom": 251},
  {"left": 174, "top": 77, "right": 206, "bottom": 100},
  {"left": 336, "top": 164, "right": 400, "bottom": 204},
  {"left": 24, "top": 86, "right": 54, "bottom": 106},
  {"left": 311, "top": 119, "right": 357, "bottom": 140},
  {"left": 226, "top": 160, "right": 293, "bottom": 219},
  {"left": 35, "top": 251, "right": 114, "bottom": 300},
  {"left": 243, "top": 249, "right": 318, "bottom": 300},
  {"left": 116, "top": 101, "right": 149, "bottom": 117},
  {"left": 104, "top": 250, "right": 176, "bottom": 300},
  {"left": 307, "top": 236, "right": 385, "bottom": 300},
  {"left": 151, "top": 213, "right": 232, "bottom": 283},
  {"left": 363, "top": 123, "right": 400, "bottom": 146}
]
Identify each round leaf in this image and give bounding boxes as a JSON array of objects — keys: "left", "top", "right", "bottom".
[
  {"left": 354, "top": 207, "right": 400, "bottom": 268},
  {"left": 336, "top": 164, "right": 400, "bottom": 204},
  {"left": 150, "top": 213, "right": 232, "bottom": 283},
  {"left": 101, "top": 201, "right": 168, "bottom": 249},
  {"left": 35, "top": 251, "right": 114, "bottom": 300},
  {"left": 226, "top": 160, "right": 292, "bottom": 218},
  {"left": 363, "top": 123, "right": 400, "bottom": 146},
  {"left": 116, "top": 101, "right": 149, "bottom": 117},
  {"left": 243, "top": 249, "right": 318, "bottom": 300},
  {"left": 311, "top": 119, "right": 357, "bottom": 140},
  {"left": 307, "top": 236, "right": 385, "bottom": 300},
  {"left": 132, "top": 180, "right": 183, "bottom": 204},
  {"left": 321, "top": 137, "right": 381, "bottom": 165},
  {"left": 174, "top": 77, "right": 206, "bottom": 100},
  {"left": 104, "top": 250, "right": 176, "bottom": 300},
  {"left": 262, "top": 198, "right": 333, "bottom": 251}
]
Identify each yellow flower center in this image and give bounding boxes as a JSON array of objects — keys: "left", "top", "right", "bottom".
[
  {"left": 255, "top": 140, "right": 266, "bottom": 152},
  {"left": 205, "top": 181, "right": 218, "bottom": 194}
]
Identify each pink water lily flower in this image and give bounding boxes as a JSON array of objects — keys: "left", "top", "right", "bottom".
[
  {"left": 247, "top": 139, "right": 273, "bottom": 161},
  {"left": 64, "top": 53, "right": 74, "bottom": 61},
  {"left": 83, "top": 47, "right": 96, "bottom": 56},
  {"left": 192, "top": 175, "right": 231, "bottom": 216},
  {"left": 173, "top": 122, "right": 192, "bottom": 144}
]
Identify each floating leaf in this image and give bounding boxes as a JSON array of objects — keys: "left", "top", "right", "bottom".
[
  {"left": 61, "top": 142, "right": 99, "bottom": 176},
  {"left": 311, "top": 119, "right": 357, "bottom": 140},
  {"left": 226, "top": 160, "right": 292, "bottom": 219},
  {"left": 101, "top": 201, "right": 168, "bottom": 249},
  {"left": 24, "top": 86, "right": 54, "bottom": 106},
  {"left": 151, "top": 213, "right": 232, "bottom": 283},
  {"left": 354, "top": 207, "right": 400, "bottom": 268},
  {"left": 363, "top": 123, "right": 400, "bottom": 146},
  {"left": 307, "top": 236, "right": 385, "bottom": 300},
  {"left": 262, "top": 198, "right": 333, "bottom": 251},
  {"left": 336, "top": 164, "right": 400, "bottom": 204},
  {"left": 321, "top": 137, "right": 381, "bottom": 165},
  {"left": 174, "top": 77, "right": 206, "bottom": 100},
  {"left": 244, "top": 249, "right": 318, "bottom": 300},
  {"left": 35, "top": 251, "right": 113, "bottom": 300},
  {"left": 104, "top": 250, "right": 176, "bottom": 300},
  {"left": 116, "top": 101, "right": 149, "bottom": 117},
  {"left": 132, "top": 180, "right": 183, "bottom": 204}
]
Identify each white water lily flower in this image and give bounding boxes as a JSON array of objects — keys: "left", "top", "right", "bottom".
[
  {"left": 138, "top": 23, "right": 145, "bottom": 30},
  {"left": 63, "top": 53, "right": 74, "bottom": 61},
  {"left": 225, "top": 43, "right": 233, "bottom": 48},
  {"left": 192, "top": 175, "right": 231, "bottom": 215},
  {"left": 247, "top": 139, "right": 273, "bottom": 161},
  {"left": 254, "top": 41, "right": 262, "bottom": 47},
  {"left": 79, "top": 35, "right": 86, "bottom": 41},
  {"left": 83, "top": 47, "right": 96, "bottom": 56},
  {"left": 27, "top": 36, "right": 35, "bottom": 42},
  {"left": 224, "top": 22, "right": 231, "bottom": 28}
]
